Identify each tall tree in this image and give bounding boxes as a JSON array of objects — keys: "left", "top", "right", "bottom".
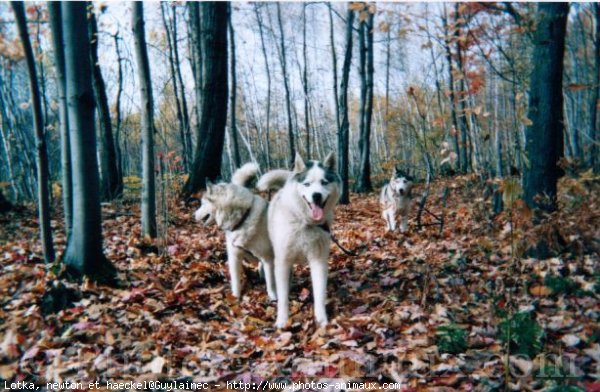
[
  {"left": 441, "top": 5, "right": 461, "bottom": 172},
  {"left": 160, "top": 2, "right": 192, "bottom": 170},
  {"left": 170, "top": 5, "right": 192, "bottom": 170},
  {"left": 112, "top": 29, "right": 124, "bottom": 178},
  {"left": 60, "top": 1, "right": 115, "bottom": 282},
  {"left": 161, "top": 2, "right": 190, "bottom": 172},
  {"left": 132, "top": 2, "right": 157, "bottom": 238},
  {"left": 88, "top": 5, "right": 122, "bottom": 200},
  {"left": 523, "top": 2, "right": 569, "bottom": 212},
  {"left": 275, "top": 2, "right": 295, "bottom": 168},
  {"left": 183, "top": 2, "right": 229, "bottom": 194},
  {"left": 328, "top": 4, "right": 340, "bottom": 133},
  {"left": 356, "top": 7, "right": 374, "bottom": 193},
  {"left": 338, "top": 7, "right": 355, "bottom": 204},
  {"left": 48, "top": 1, "right": 72, "bottom": 237},
  {"left": 254, "top": 4, "right": 272, "bottom": 169},
  {"left": 453, "top": 3, "right": 472, "bottom": 173},
  {"left": 590, "top": 3, "right": 600, "bottom": 173},
  {"left": 188, "top": 2, "right": 202, "bottom": 130},
  {"left": 228, "top": 3, "right": 241, "bottom": 168},
  {"left": 11, "top": 1, "right": 55, "bottom": 263},
  {"left": 302, "top": 4, "right": 311, "bottom": 159}
]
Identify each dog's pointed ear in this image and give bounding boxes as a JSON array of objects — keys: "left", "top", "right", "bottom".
[
  {"left": 393, "top": 166, "right": 399, "bottom": 178},
  {"left": 293, "top": 153, "right": 306, "bottom": 173},
  {"left": 205, "top": 180, "right": 214, "bottom": 195},
  {"left": 323, "top": 151, "right": 336, "bottom": 171}
]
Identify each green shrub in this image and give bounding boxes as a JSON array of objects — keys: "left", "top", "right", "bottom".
[
  {"left": 544, "top": 275, "right": 578, "bottom": 296},
  {"left": 544, "top": 386, "right": 584, "bottom": 392},
  {"left": 436, "top": 324, "right": 468, "bottom": 355},
  {"left": 498, "top": 312, "right": 544, "bottom": 357}
]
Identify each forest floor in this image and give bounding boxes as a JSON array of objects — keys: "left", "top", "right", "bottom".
[{"left": 1, "top": 174, "right": 600, "bottom": 391}]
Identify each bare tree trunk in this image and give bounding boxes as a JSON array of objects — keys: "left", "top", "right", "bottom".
[
  {"left": 425, "top": 5, "right": 445, "bottom": 118},
  {"left": 591, "top": 3, "right": 600, "bottom": 173},
  {"left": 161, "top": 2, "right": 189, "bottom": 172},
  {"left": 88, "top": 6, "right": 122, "bottom": 200},
  {"left": 183, "top": 2, "right": 229, "bottom": 194},
  {"left": 384, "top": 25, "right": 391, "bottom": 141},
  {"left": 113, "top": 31, "right": 124, "bottom": 178},
  {"left": 48, "top": 1, "right": 72, "bottom": 236},
  {"left": 188, "top": 2, "right": 203, "bottom": 140},
  {"left": 0, "top": 120, "right": 19, "bottom": 201},
  {"left": 302, "top": 4, "right": 311, "bottom": 159},
  {"left": 255, "top": 4, "right": 272, "bottom": 169},
  {"left": 132, "top": 2, "right": 157, "bottom": 237},
  {"left": 171, "top": 5, "right": 192, "bottom": 170},
  {"left": 493, "top": 73, "right": 504, "bottom": 214},
  {"left": 275, "top": 3, "right": 295, "bottom": 168},
  {"left": 356, "top": 10, "right": 374, "bottom": 193},
  {"left": 60, "top": 1, "right": 115, "bottom": 283},
  {"left": 442, "top": 5, "right": 461, "bottom": 173},
  {"left": 338, "top": 8, "right": 354, "bottom": 205},
  {"left": 328, "top": 4, "right": 340, "bottom": 133},
  {"left": 523, "top": 2, "right": 569, "bottom": 213},
  {"left": 34, "top": 7, "right": 49, "bottom": 138},
  {"left": 11, "top": 1, "right": 55, "bottom": 263},
  {"left": 228, "top": 3, "right": 241, "bottom": 168},
  {"left": 454, "top": 4, "right": 471, "bottom": 173}
]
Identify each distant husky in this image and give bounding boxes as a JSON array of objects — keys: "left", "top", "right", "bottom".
[
  {"left": 380, "top": 167, "right": 413, "bottom": 233},
  {"left": 194, "top": 163, "right": 277, "bottom": 301},
  {"left": 258, "top": 152, "right": 341, "bottom": 328}
]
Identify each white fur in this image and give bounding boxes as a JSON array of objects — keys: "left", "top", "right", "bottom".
[
  {"left": 194, "top": 162, "right": 259, "bottom": 224},
  {"left": 260, "top": 152, "right": 340, "bottom": 328},
  {"left": 194, "top": 165, "right": 276, "bottom": 301},
  {"left": 231, "top": 162, "right": 260, "bottom": 187},
  {"left": 380, "top": 170, "right": 413, "bottom": 233},
  {"left": 256, "top": 169, "right": 291, "bottom": 192}
]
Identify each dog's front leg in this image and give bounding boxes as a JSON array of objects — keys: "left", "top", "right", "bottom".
[
  {"left": 261, "top": 258, "right": 277, "bottom": 301},
  {"left": 309, "top": 259, "right": 329, "bottom": 327},
  {"left": 400, "top": 214, "right": 408, "bottom": 233},
  {"left": 274, "top": 260, "right": 291, "bottom": 328},
  {"left": 384, "top": 209, "right": 396, "bottom": 232},
  {"left": 227, "top": 244, "right": 244, "bottom": 298}
]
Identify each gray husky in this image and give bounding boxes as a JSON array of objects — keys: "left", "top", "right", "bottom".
[
  {"left": 380, "top": 167, "right": 413, "bottom": 233},
  {"left": 258, "top": 152, "right": 341, "bottom": 328},
  {"left": 194, "top": 163, "right": 277, "bottom": 301}
]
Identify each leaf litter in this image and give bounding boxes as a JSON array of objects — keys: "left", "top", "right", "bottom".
[{"left": 0, "top": 175, "right": 599, "bottom": 391}]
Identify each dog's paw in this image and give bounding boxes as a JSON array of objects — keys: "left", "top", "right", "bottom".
[
  {"left": 267, "top": 292, "right": 277, "bottom": 302},
  {"left": 315, "top": 313, "right": 328, "bottom": 327},
  {"left": 274, "top": 318, "right": 288, "bottom": 329},
  {"left": 316, "top": 318, "right": 328, "bottom": 328}
]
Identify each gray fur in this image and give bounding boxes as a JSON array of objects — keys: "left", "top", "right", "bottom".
[
  {"left": 194, "top": 164, "right": 277, "bottom": 301},
  {"left": 380, "top": 169, "right": 413, "bottom": 232}
]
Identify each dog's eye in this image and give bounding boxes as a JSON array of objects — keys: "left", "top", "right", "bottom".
[
  {"left": 303, "top": 182, "right": 310, "bottom": 187},
  {"left": 321, "top": 180, "right": 329, "bottom": 185}
]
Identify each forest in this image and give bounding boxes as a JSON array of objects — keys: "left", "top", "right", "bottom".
[{"left": 0, "top": 1, "right": 599, "bottom": 391}]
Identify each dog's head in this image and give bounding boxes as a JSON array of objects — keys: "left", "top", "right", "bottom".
[
  {"left": 390, "top": 167, "right": 414, "bottom": 197},
  {"left": 193, "top": 181, "right": 223, "bottom": 226},
  {"left": 291, "top": 151, "right": 340, "bottom": 224}
]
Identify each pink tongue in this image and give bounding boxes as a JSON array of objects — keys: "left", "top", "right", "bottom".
[{"left": 310, "top": 204, "right": 324, "bottom": 221}]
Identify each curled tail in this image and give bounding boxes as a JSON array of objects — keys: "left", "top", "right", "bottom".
[
  {"left": 231, "top": 162, "right": 260, "bottom": 188},
  {"left": 257, "top": 169, "right": 292, "bottom": 192}
]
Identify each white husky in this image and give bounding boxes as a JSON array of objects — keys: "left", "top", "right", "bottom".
[
  {"left": 194, "top": 163, "right": 277, "bottom": 301},
  {"left": 380, "top": 167, "right": 413, "bottom": 233},
  {"left": 258, "top": 152, "right": 340, "bottom": 328}
]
